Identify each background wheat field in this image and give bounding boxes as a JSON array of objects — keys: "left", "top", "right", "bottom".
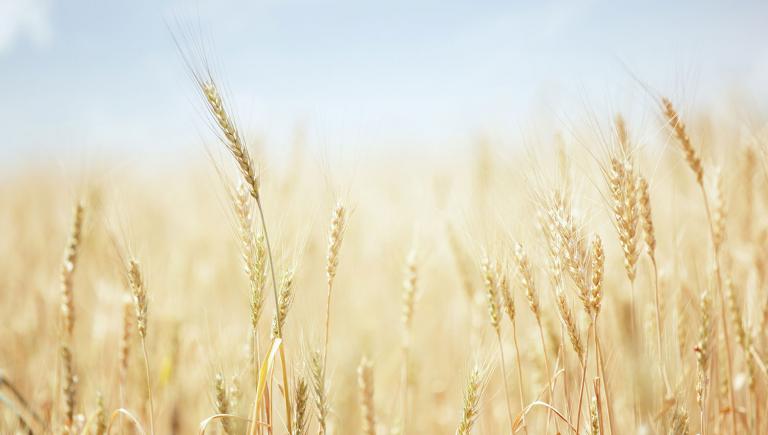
[{"left": 2, "top": 2, "right": 768, "bottom": 435}]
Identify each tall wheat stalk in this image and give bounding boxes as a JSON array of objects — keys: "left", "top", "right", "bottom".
[
  {"left": 662, "top": 97, "right": 737, "bottom": 432},
  {"left": 127, "top": 259, "right": 154, "bottom": 435},
  {"left": 482, "top": 258, "right": 517, "bottom": 434}
]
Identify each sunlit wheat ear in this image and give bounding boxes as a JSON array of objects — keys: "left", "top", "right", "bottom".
[
  {"left": 637, "top": 176, "right": 656, "bottom": 260},
  {"left": 499, "top": 269, "right": 515, "bottom": 323},
  {"left": 60, "top": 201, "right": 84, "bottom": 340},
  {"left": 669, "top": 405, "right": 691, "bottom": 435},
  {"left": 661, "top": 97, "right": 704, "bottom": 185},
  {"left": 357, "top": 357, "right": 376, "bottom": 435},
  {"left": 310, "top": 350, "right": 329, "bottom": 433},
  {"left": 128, "top": 260, "right": 148, "bottom": 338},
  {"left": 200, "top": 80, "right": 260, "bottom": 200},
  {"left": 547, "top": 191, "right": 591, "bottom": 311},
  {"left": 127, "top": 259, "right": 155, "bottom": 434},
  {"left": 293, "top": 376, "right": 309, "bottom": 435},
  {"left": 214, "top": 373, "right": 232, "bottom": 435},
  {"left": 456, "top": 364, "right": 488, "bottom": 435},
  {"left": 234, "top": 182, "right": 267, "bottom": 332},
  {"left": 607, "top": 154, "right": 640, "bottom": 283},
  {"left": 514, "top": 243, "right": 539, "bottom": 320},
  {"left": 589, "top": 396, "right": 599, "bottom": 435},
  {"left": 481, "top": 258, "right": 501, "bottom": 334},
  {"left": 695, "top": 290, "right": 712, "bottom": 410},
  {"left": 712, "top": 169, "right": 726, "bottom": 251},
  {"left": 556, "top": 289, "right": 583, "bottom": 361},
  {"left": 60, "top": 343, "right": 77, "bottom": 432},
  {"left": 326, "top": 202, "right": 347, "bottom": 289},
  {"left": 589, "top": 236, "right": 604, "bottom": 315},
  {"left": 323, "top": 202, "right": 347, "bottom": 366},
  {"left": 271, "top": 268, "right": 295, "bottom": 339}
]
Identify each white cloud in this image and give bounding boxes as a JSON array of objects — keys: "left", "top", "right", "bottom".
[{"left": 0, "top": 0, "right": 52, "bottom": 53}]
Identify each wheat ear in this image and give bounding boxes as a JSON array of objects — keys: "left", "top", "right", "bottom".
[
  {"left": 127, "top": 260, "right": 154, "bottom": 435},
  {"left": 358, "top": 357, "right": 376, "bottom": 435},
  {"left": 456, "top": 364, "right": 488, "bottom": 435},
  {"left": 60, "top": 201, "right": 84, "bottom": 341}
]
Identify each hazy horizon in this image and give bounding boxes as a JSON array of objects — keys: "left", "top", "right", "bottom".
[{"left": 2, "top": 0, "right": 767, "bottom": 166}]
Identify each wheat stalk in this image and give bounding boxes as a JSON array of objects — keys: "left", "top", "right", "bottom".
[
  {"left": 323, "top": 202, "right": 347, "bottom": 367},
  {"left": 514, "top": 242, "right": 556, "bottom": 431},
  {"left": 127, "top": 259, "right": 154, "bottom": 435},
  {"left": 482, "top": 257, "right": 516, "bottom": 433}
]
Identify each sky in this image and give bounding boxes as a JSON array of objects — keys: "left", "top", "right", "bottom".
[{"left": 1, "top": 0, "right": 767, "bottom": 165}]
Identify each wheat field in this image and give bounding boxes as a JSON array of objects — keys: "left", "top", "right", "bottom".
[{"left": 2, "top": 37, "right": 768, "bottom": 435}]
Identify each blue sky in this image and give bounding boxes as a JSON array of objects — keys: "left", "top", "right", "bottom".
[{"left": 1, "top": 0, "right": 767, "bottom": 164}]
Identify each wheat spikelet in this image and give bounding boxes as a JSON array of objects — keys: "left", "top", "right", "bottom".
[
  {"left": 293, "top": 376, "right": 309, "bottom": 435},
  {"left": 695, "top": 290, "right": 712, "bottom": 409},
  {"left": 481, "top": 258, "right": 501, "bottom": 334},
  {"left": 234, "top": 182, "right": 267, "bottom": 332},
  {"left": 548, "top": 192, "right": 591, "bottom": 305},
  {"left": 60, "top": 201, "right": 84, "bottom": 340},
  {"left": 499, "top": 269, "right": 515, "bottom": 323},
  {"left": 669, "top": 406, "right": 690, "bottom": 435},
  {"left": 271, "top": 268, "right": 295, "bottom": 339},
  {"left": 661, "top": 97, "right": 704, "bottom": 185},
  {"left": 712, "top": 169, "right": 726, "bottom": 250},
  {"left": 589, "top": 396, "right": 599, "bottom": 435},
  {"left": 200, "top": 80, "right": 259, "bottom": 200},
  {"left": 514, "top": 243, "right": 539, "bottom": 320},
  {"left": 357, "top": 357, "right": 375, "bottom": 435},
  {"left": 637, "top": 176, "right": 656, "bottom": 259},
  {"left": 126, "top": 259, "right": 155, "bottom": 434},
  {"left": 556, "top": 289, "right": 583, "bottom": 361},
  {"left": 326, "top": 203, "right": 347, "bottom": 289},
  {"left": 127, "top": 260, "right": 148, "bottom": 339},
  {"left": 60, "top": 344, "right": 77, "bottom": 433},
  {"left": 214, "top": 373, "right": 232, "bottom": 434},
  {"left": 608, "top": 155, "right": 640, "bottom": 282},
  {"left": 310, "top": 350, "right": 329, "bottom": 433},
  {"left": 726, "top": 278, "right": 747, "bottom": 350},
  {"left": 590, "top": 236, "right": 604, "bottom": 315},
  {"left": 456, "top": 365, "right": 487, "bottom": 435}
]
